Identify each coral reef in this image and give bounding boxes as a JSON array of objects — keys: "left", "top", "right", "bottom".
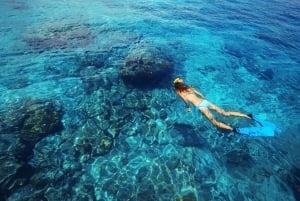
[
  {"left": 20, "top": 101, "right": 63, "bottom": 143},
  {"left": 23, "top": 22, "right": 93, "bottom": 52},
  {"left": 119, "top": 43, "right": 174, "bottom": 88},
  {"left": 0, "top": 98, "right": 63, "bottom": 143},
  {"left": 0, "top": 98, "right": 64, "bottom": 200}
]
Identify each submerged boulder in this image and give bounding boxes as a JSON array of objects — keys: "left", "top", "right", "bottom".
[
  {"left": 0, "top": 155, "right": 22, "bottom": 200},
  {"left": 19, "top": 100, "right": 64, "bottom": 143},
  {"left": 119, "top": 45, "right": 173, "bottom": 88},
  {"left": 0, "top": 98, "right": 64, "bottom": 144},
  {"left": 0, "top": 97, "right": 63, "bottom": 200}
]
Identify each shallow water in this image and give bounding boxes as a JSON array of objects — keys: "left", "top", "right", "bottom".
[{"left": 0, "top": 0, "right": 300, "bottom": 201}]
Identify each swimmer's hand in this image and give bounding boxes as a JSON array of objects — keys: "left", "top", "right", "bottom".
[{"left": 186, "top": 106, "right": 191, "bottom": 112}]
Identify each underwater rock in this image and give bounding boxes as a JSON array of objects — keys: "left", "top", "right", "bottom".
[
  {"left": 225, "top": 149, "right": 254, "bottom": 168},
  {"left": 74, "top": 119, "right": 114, "bottom": 158},
  {"left": 123, "top": 91, "right": 148, "bottom": 110},
  {"left": 165, "top": 156, "right": 181, "bottom": 170},
  {"left": 0, "top": 155, "right": 21, "bottom": 200},
  {"left": 44, "top": 187, "right": 70, "bottom": 201},
  {"left": 0, "top": 98, "right": 64, "bottom": 200},
  {"left": 23, "top": 22, "right": 93, "bottom": 52},
  {"left": 93, "top": 136, "right": 113, "bottom": 157},
  {"left": 90, "top": 143, "right": 199, "bottom": 200},
  {"left": 119, "top": 45, "right": 173, "bottom": 88},
  {"left": 1, "top": 98, "right": 63, "bottom": 144},
  {"left": 18, "top": 99, "right": 64, "bottom": 144},
  {"left": 176, "top": 187, "right": 198, "bottom": 201},
  {"left": 0, "top": 154, "right": 34, "bottom": 201},
  {"left": 136, "top": 182, "right": 158, "bottom": 201},
  {"left": 158, "top": 109, "right": 168, "bottom": 119},
  {"left": 73, "top": 136, "right": 93, "bottom": 159},
  {"left": 30, "top": 169, "right": 65, "bottom": 191},
  {"left": 10, "top": 139, "right": 35, "bottom": 163},
  {"left": 0, "top": 133, "right": 18, "bottom": 156}
]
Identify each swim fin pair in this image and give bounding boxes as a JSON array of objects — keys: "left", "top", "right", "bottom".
[
  {"left": 252, "top": 115, "right": 282, "bottom": 134},
  {"left": 235, "top": 115, "right": 282, "bottom": 137}
]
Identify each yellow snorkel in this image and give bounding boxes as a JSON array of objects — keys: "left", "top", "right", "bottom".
[{"left": 173, "top": 77, "right": 181, "bottom": 84}]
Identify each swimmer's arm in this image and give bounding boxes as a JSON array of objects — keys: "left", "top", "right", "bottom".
[{"left": 184, "top": 101, "right": 191, "bottom": 112}]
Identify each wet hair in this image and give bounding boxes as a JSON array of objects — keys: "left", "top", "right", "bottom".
[{"left": 174, "top": 82, "right": 193, "bottom": 92}]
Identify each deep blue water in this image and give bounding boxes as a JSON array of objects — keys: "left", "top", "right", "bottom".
[{"left": 1, "top": 0, "right": 300, "bottom": 200}]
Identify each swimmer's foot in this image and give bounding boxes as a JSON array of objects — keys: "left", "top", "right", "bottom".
[
  {"left": 247, "top": 113, "right": 253, "bottom": 119},
  {"left": 233, "top": 127, "right": 239, "bottom": 134}
]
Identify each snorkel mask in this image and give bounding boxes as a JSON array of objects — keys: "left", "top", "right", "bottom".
[{"left": 173, "top": 77, "right": 181, "bottom": 84}]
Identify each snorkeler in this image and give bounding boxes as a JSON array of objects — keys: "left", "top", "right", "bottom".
[{"left": 173, "top": 77, "right": 251, "bottom": 132}]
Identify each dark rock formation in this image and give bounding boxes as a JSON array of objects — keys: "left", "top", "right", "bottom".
[
  {"left": 1, "top": 98, "right": 64, "bottom": 144},
  {"left": 225, "top": 149, "right": 254, "bottom": 168},
  {"left": 119, "top": 45, "right": 173, "bottom": 88},
  {"left": 0, "top": 98, "right": 64, "bottom": 200}
]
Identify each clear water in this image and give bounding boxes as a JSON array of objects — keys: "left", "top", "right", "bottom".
[{"left": 0, "top": 0, "right": 300, "bottom": 201}]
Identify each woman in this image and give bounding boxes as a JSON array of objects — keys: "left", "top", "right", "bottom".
[{"left": 173, "top": 77, "right": 251, "bottom": 132}]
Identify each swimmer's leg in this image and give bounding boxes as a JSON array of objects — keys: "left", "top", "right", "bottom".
[
  {"left": 208, "top": 102, "right": 251, "bottom": 119},
  {"left": 200, "top": 108, "right": 233, "bottom": 131}
]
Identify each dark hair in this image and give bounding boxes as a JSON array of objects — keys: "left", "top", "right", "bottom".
[{"left": 174, "top": 82, "right": 192, "bottom": 92}]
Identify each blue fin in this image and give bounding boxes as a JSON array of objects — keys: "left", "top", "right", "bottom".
[
  {"left": 252, "top": 115, "right": 282, "bottom": 133},
  {"left": 236, "top": 126, "right": 275, "bottom": 136}
]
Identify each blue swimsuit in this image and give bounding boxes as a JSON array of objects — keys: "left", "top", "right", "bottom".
[
  {"left": 196, "top": 100, "right": 211, "bottom": 109},
  {"left": 184, "top": 91, "right": 211, "bottom": 109}
]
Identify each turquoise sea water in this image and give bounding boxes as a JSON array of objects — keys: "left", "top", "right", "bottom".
[{"left": 1, "top": 0, "right": 300, "bottom": 200}]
